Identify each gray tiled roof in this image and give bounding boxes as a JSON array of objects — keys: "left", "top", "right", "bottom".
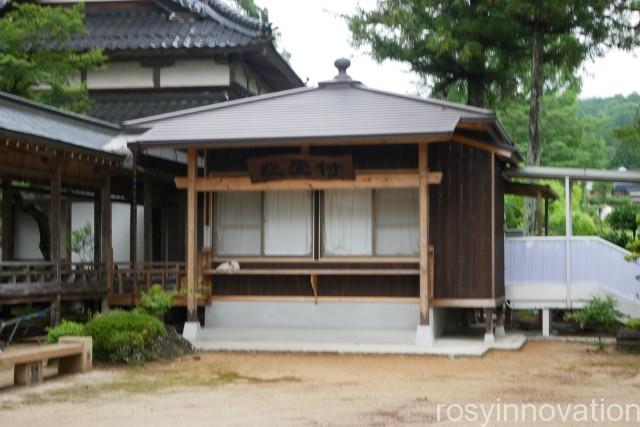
[
  {"left": 63, "top": 5, "right": 261, "bottom": 52},
  {"left": 0, "top": 91, "right": 122, "bottom": 156},
  {"left": 125, "top": 68, "right": 514, "bottom": 153}
]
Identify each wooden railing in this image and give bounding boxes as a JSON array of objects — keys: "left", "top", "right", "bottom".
[
  {"left": 0, "top": 261, "right": 107, "bottom": 301},
  {"left": 110, "top": 262, "right": 187, "bottom": 303}
]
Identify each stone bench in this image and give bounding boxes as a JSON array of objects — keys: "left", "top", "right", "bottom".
[{"left": 0, "top": 336, "right": 92, "bottom": 386}]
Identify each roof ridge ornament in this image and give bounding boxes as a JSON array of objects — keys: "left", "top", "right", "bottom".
[{"left": 333, "top": 58, "right": 352, "bottom": 81}]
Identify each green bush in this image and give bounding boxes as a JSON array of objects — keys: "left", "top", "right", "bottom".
[
  {"left": 46, "top": 320, "right": 85, "bottom": 344},
  {"left": 625, "top": 319, "right": 640, "bottom": 330},
  {"left": 84, "top": 310, "right": 165, "bottom": 363},
  {"left": 137, "top": 284, "right": 174, "bottom": 319},
  {"left": 565, "top": 296, "right": 623, "bottom": 351}
]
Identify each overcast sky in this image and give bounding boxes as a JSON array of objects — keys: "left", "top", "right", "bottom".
[{"left": 258, "top": 0, "right": 640, "bottom": 100}]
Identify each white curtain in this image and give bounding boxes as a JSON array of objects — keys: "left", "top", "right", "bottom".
[
  {"left": 214, "top": 192, "right": 261, "bottom": 256},
  {"left": 375, "top": 189, "right": 419, "bottom": 255},
  {"left": 323, "top": 189, "right": 372, "bottom": 255},
  {"left": 264, "top": 191, "right": 312, "bottom": 256}
]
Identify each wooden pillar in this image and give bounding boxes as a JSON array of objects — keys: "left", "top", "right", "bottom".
[
  {"left": 50, "top": 166, "right": 62, "bottom": 326},
  {"left": 130, "top": 163, "right": 138, "bottom": 267},
  {"left": 418, "top": 143, "right": 430, "bottom": 325},
  {"left": 101, "top": 176, "right": 113, "bottom": 306},
  {"left": 544, "top": 197, "right": 549, "bottom": 236},
  {"left": 186, "top": 149, "right": 198, "bottom": 322},
  {"left": 144, "top": 177, "right": 153, "bottom": 263},
  {"left": 93, "top": 190, "right": 101, "bottom": 264},
  {"left": 1, "top": 176, "right": 14, "bottom": 261}
]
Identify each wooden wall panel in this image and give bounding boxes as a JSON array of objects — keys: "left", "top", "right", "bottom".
[
  {"left": 429, "top": 142, "right": 494, "bottom": 299},
  {"left": 494, "top": 160, "right": 506, "bottom": 299}
]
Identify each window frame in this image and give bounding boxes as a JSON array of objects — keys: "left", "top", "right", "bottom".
[
  {"left": 320, "top": 189, "right": 420, "bottom": 260},
  {"left": 212, "top": 190, "right": 315, "bottom": 260}
]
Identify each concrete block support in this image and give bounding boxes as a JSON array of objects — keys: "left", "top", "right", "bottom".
[
  {"left": 183, "top": 321, "right": 201, "bottom": 342},
  {"left": 542, "top": 308, "right": 550, "bottom": 337},
  {"left": 415, "top": 308, "right": 437, "bottom": 346},
  {"left": 484, "top": 308, "right": 495, "bottom": 345}
]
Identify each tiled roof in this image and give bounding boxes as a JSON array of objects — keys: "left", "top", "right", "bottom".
[
  {"left": 63, "top": 5, "right": 263, "bottom": 52},
  {"left": 0, "top": 91, "right": 122, "bottom": 156},
  {"left": 89, "top": 89, "right": 249, "bottom": 123}
]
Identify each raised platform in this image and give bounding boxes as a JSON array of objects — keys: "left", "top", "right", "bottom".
[{"left": 193, "top": 327, "right": 526, "bottom": 357}]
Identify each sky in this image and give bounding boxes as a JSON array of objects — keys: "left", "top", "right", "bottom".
[{"left": 257, "top": 0, "right": 640, "bottom": 100}]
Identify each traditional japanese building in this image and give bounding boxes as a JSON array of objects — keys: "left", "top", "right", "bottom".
[{"left": 33, "top": 0, "right": 304, "bottom": 123}]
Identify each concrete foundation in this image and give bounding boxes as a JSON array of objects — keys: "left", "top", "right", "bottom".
[{"left": 182, "top": 321, "right": 201, "bottom": 342}]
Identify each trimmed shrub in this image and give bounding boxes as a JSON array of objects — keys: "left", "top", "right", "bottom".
[
  {"left": 137, "top": 284, "right": 174, "bottom": 319},
  {"left": 46, "top": 320, "right": 85, "bottom": 344},
  {"left": 84, "top": 310, "right": 165, "bottom": 363}
]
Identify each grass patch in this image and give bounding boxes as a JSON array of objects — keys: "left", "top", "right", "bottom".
[
  {"left": 10, "top": 363, "right": 300, "bottom": 408},
  {"left": 568, "top": 352, "right": 640, "bottom": 379}
]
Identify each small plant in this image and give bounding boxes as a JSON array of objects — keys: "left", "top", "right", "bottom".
[
  {"left": 625, "top": 319, "right": 640, "bottom": 330},
  {"left": 565, "top": 296, "right": 623, "bottom": 351},
  {"left": 45, "top": 320, "right": 85, "bottom": 344},
  {"left": 65, "top": 222, "right": 94, "bottom": 263},
  {"left": 176, "top": 280, "right": 209, "bottom": 300},
  {"left": 137, "top": 284, "right": 174, "bottom": 319}
]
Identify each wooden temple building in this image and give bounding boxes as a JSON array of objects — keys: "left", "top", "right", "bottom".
[
  {"left": 122, "top": 59, "right": 526, "bottom": 343},
  {"left": 0, "top": 0, "right": 561, "bottom": 345}
]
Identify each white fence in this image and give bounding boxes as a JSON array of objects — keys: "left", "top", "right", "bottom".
[{"left": 505, "top": 236, "right": 640, "bottom": 316}]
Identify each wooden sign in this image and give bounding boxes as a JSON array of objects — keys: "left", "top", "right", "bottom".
[{"left": 247, "top": 154, "right": 355, "bottom": 183}]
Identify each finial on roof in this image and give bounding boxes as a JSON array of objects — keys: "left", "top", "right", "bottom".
[{"left": 334, "top": 58, "right": 352, "bottom": 81}]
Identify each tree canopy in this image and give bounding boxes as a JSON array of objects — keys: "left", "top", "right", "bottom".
[
  {"left": 0, "top": 3, "right": 104, "bottom": 112},
  {"left": 349, "top": 0, "right": 526, "bottom": 107}
]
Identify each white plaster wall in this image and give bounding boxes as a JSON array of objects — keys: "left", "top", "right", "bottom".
[
  {"left": 205, "top": 300, "right": 420, "bottom": 330},
  {"left": 72, "top": 201, "right": 144, "bottom": 263},
  {"left": 231, "top": 61, "right": 269, "bottom": 94},
  {"left": 111, "top": 202, "right": 144, "bottom": 263},
  {"left": 161, "top": 60, "right": 230, "bottom": 88},
  {"left": 14, "top": 206, "right": 44, "bottom": 260},
  {"left": 87, "top": 62, "right": 153, "bottom": 89},
  {"left": 70, "top": 202, "right": 94, "bottom": 263}
]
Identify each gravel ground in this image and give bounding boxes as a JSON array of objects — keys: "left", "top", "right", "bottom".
[{"left": 1, "top": 341, "right": 639, "bottom": 426}]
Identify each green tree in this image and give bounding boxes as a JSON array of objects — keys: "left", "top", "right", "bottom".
[
  {"left": 606, "top": 202, "right": 640, "bottom": 238},
  {"left": 0, "top": 3, "right": 104, "bottom": 112},
  {"left": 501, "top": 0, "right": 639, "bottom": 234},
  {"left": 349, "top": 0, "right": 527, "bottom": 107},
  {"left": 498, "top": 78, "right": 608, "bottom": 169}
]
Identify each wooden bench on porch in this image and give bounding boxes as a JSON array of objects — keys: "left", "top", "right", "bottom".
[{"left": 0, "top": 336, "right": 92, "bottom": 386}]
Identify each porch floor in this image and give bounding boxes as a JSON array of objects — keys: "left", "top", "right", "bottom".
[{"left": 193, "top": 327, "right": 526, "bottom": 357}]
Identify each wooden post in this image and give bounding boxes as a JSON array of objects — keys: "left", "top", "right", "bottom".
[
  {"left": 94, "top": 190, "right": 102, "bottom": 265},
  {"left": 186, "top": 149, "right": 198, "bottom": 322},
  {"left": 418, "top": 143, "right": 430, "bottom": 325},
  {"left": 50, "top": 166, "right": 62, "bottom": 326},
  {"left": 101, "top": 176, "right": 113, "bottom": 300},
  {"left": 144, "top": 176, "right": 153, "bottom": 263},
  {"left": 544, "top": 197, "right": 549, "bottom": 236},
  {"left": 1, "top": 176, "right": 14, "bottom": 261},
  {"left": 130, "top": 160, "right": 138, "bottom": 268}
]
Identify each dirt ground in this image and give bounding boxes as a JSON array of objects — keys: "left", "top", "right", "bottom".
[{"left": 1, "top": 341, "right": 639, "bottom": 426}]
